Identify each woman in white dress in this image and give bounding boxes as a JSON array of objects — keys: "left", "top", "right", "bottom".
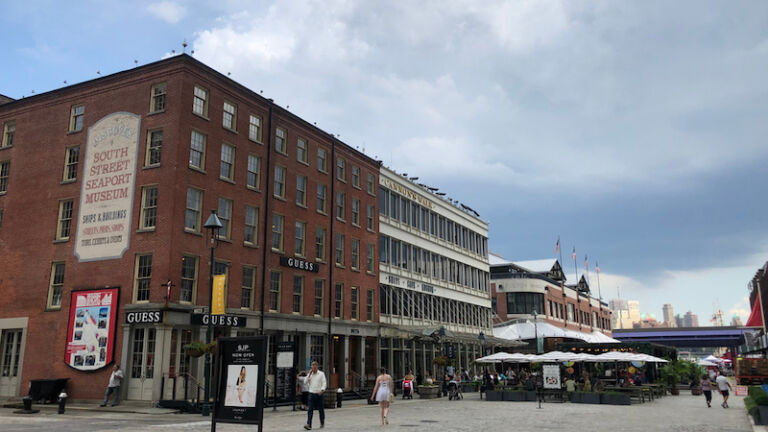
[{"left": 370, "top": 368, "right": 393, "bottom": 425}]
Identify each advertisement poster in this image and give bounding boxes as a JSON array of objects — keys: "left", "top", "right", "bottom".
[
  {"left": 212, "top": 274, "right": 226, "bottom": 315},
  {"left": 65, "top": 288, "right": 118, "bottom": 371},
  {"left": 213, "top": 336, "right": 267, "bottom": 429},
  {"left": 543, "top": 364, "right": 561, "bottom": 389},
  {"left": 75, "top": 112, "right": 140, "bottom": 262}
]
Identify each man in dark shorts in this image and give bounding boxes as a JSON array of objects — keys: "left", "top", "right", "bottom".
[{"left": 715, "top": 373, "right": 732, "bottom": 408}]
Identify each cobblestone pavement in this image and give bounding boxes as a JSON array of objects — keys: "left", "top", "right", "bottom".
[{"left": 0, "top": 392, "right": 752, "bottom": 432}]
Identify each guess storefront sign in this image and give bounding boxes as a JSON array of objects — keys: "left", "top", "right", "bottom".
[
  {"left": 125, "top": 310, "right": 163, "bottom": 324},
  {"left": 191, "top": 314, "right": 247, "bottom": 327},
  {"left": 279, "top": 256, "right": 319, "bottom": 273}
]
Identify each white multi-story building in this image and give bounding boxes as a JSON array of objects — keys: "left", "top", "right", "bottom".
[{"left": 376, "top": 167, "right": 493, "bottom": 379}]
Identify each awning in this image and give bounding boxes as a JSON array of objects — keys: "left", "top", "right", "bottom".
[
  {"left": 492, "top": 320, "right": 620, "bottom": 344},
  {"left": 746, "top": 299, "right": 763, "bottom": 328}
]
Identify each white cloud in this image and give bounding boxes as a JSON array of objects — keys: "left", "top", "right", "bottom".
[{"left": 147, "top": 1, "right": 186, "bottom": 24}]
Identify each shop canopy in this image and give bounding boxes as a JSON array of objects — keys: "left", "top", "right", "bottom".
[
  {"left": 475, "top": 351, "right": 668, "bottom": 364},
  {"left": 493, "top": 320, "right": 620, "bottom": 344}
]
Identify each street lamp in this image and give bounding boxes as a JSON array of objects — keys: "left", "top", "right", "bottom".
[
  {"left": 478, "top": 332, "right": 486, "bottom": 377},
  {"left": 202, "top": 210, "right": 222, "bottom": 417},
  {"left": 532, "top": 308, "right": 540, "bottom": 354},
  {"left": 434, "top": 326, "right": 448, "bottom": 396}
]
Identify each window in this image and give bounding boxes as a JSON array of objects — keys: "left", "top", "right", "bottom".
[
  {"left": 336, "top": 157, "right": 345, "bottom": 181},
  {"left": 1, "top": 121, "right": 14, "bottom": 148},
  {"left": 365, "top": 289, "right": 374, "bottom": 321},
  {"left": 292, "top": 275, "right": 304, "bottom": 313},
  {"left": 335, "top": 233, "right": 344, "bottom": 266},
  {"left": 314, "top": 280, "right": 324, "bottom": 316},
  {"left": 134, "top": 254, "right": 153, "bottom": 302},
  {"left": 297, "top": 138, "right": 308, "bottom": 164},
  {"left": 248, "top": 114, "right": 262, "bottom": 142},
  {"left": 351, "top": 198, "right": 361, "bottom": 226},
  {"left": 366, "top": 205, "right": 375, "bottom": 230},
  {"left": 185, "top": 188, "right": 202, "bottom": 232},
  {"left": 220, "top": 144, "right": 235, "bottom": 181},
  {"left": 180, "top": 256, "right": 198, "bottom": 303},
  {"left": 351, "top": 238, "right": 360, "bottom": 270},
  {"left": 69, "top": 104, "right": 84, "bottom": 132},
  {"left": 140, "top": 186, "right": 158, "bottom": 230},
  {"left": 63, "top": 146, "right": 79, "bottom": 181},
  {"left": 244, "top": 206, "right": 258, "bottom": 245},
  {"left": 310, "top": 335, "right": 324, "bottom": 366},
  {"left": 241, "top": 266, "right": 255, "bottom": 309},
  {"left": 317, "top": 184, "right": 327, "bottom": 213},
  {"left": 150, "top": 83, "right": 166, "bottom": 112},
  {"left": 269, "top": 271, "right": 281, "bottom": 311},
  {"left": 222, "top": 101, "right": 237, "bottom": 130},
  {"left": 379, "top": 187, "right": 388, "bottom": 216},
  {"left": 296, "top": 175, "right": 307, "bottom": 206},
  {"left": 295, "top": 221, "right": 306, "bottom": 256},
  {"left": 351, "top": 287, "right": 359, "bottom": 320},
  {"left": 366, "top": 243, "right": 375, "bottom": 273},
  {"left": 352, "top": 166, "right": 360, "bottom": 188},
  {"left": 47, "top": 262, "right": 65, "bottom": 308},
  {"left": 217, "top": 198, "right": 232, "bottom": 240},
  {"left": 193, "top": 85, "right": 208, "bottom": 117},
  {"left": 271, "top": 213, "right": 284, "bottom": 251},
  {"left": 274, "top": 166, "right": 286, "bottom": 198},
  {"left": 317, "top": 148, "right": 327, "bottom": 172},
  {"left": 315, "top": 227, "right": 326, "bottom": 261},
  {"left": 567, "top": 304, "right": 575, "bottom": 322},
  {"left": 146, "top": 130, "right": 162, "bottom": 166},
  {"left": 334, "top": 283, "right": 343, "bottom": 318},
  {"left": 367, "top": 173, "right": 375, "bottom": 195},
  {"left": 56, "top": 199, "right": 74, "bottom": 240},
  {"left": 275, "top": 128, "right": 286, "bottom": 154},
  {"left": 336, "top": 192, "right": 345, "bottom": 220},
  {"left": 246, "top": 154, "right": 261, "bottom": 190},
  {"left": 189, "top": 130, "right": 206, "bottom": 170}
]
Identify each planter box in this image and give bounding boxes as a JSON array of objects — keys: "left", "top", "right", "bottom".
[
  {"left": 525, "top": 391, "right": 537, "bottom": 401},
  {"left": 418, "top": 386, "right": 440, "bottom": 399},
  {"left": 503, "top": 391, "right": 526, "bottom": 401},
  {"left": 485, "top": 390, "right": 503, "bottom": 401},
  {"left": 691, "top": 386, "right": 702, "bottom": 396},
  {"left": 756, "top": 406, "right": 768, "bottom": 425},
  {"left": 601, "top": 393, "right": 631, "bottom": 405},
  {"left": 461, "top": 385, "right": 477, "bottom": 393},
  {"left": 569, "top": 392, "right": 580, "bottom": 403},
  {"left": 575, "top": 393, "right": 601, "bottom": 404}
]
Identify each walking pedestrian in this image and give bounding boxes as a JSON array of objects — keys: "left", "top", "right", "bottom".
[
  {"left": 716, "top": 373, "right": 732, "bottom": 408},
  {"left": 304, "top": 361, "right": 327, "bottom": 430},
  {"left": 100, "top": 364, "right": 124, "bottom": 407},
  {"left": 371, "top": 368, "right": 393, "bottom": 425},
  {"left": 701, "top": 374, "right": 713, "bottom": 408}
]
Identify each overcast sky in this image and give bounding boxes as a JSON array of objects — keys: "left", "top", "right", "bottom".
[{"left": 3, "top": 1, "right": 767, "bottom": 325}]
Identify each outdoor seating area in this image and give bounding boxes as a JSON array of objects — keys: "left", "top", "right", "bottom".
[{"left": 476, "top": 351, "right": 671, "bottom": 405}]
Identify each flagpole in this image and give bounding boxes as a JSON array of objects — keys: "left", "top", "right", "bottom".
[
  {"left": 596, "top": 262, "right": 603, "bottom": 302},
  {"left": 572, "top": 247, "right": 579, "bottom": 287},
  {"left": 557, "top": 236, "right": 563, "bottom": 268}
]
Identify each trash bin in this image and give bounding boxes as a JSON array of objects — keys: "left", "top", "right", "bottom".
[{"left": 57, "top": 391, "right": 68, "bottom": 414}]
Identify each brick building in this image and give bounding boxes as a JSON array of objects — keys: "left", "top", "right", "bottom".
[
  {"left": 489, "top": 255, "right": 612, "bottom": 351},
  {"left": 0, "top": 54, "right": 379, "bottom": 401}
]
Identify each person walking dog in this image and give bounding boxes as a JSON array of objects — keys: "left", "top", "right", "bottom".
[{"left": 304, "top": 361, "right": 327, "bottom": 430}]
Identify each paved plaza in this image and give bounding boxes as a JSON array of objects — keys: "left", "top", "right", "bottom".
[{"left": 0, "top": 391, "right": 754, "bottom": 432}]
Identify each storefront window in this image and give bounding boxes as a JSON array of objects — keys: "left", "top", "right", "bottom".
[{"left": 505, "top": 292, "right": 545, "bottom": 315}]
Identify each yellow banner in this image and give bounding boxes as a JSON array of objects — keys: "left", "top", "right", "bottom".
[{"left": 212, "top": 274, "right": 226, "bottom": 315}]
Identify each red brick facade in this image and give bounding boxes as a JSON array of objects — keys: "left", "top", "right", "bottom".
[{"left": 0, "top": 55, "right": 379, "bottom": 399}]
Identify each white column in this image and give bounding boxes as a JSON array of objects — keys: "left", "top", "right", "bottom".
[{"left": 343, "top": 335, "right": 350, "bottom": 389}]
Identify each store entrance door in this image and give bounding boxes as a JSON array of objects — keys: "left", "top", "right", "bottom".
[
  {"left": 127, "top": 327, "right": 156, "bottom": 401},
  {"left": 0, "top": 329, "right": 22, "bottom": 397}
]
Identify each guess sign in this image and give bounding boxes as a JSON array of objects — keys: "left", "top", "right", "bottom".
[
  {"left": 279, "top": 256, "right": 319, "bottom": 273},
  {"left": 191, "top": 314, "right": 247, "bottom": 327},
  {"left": 125, "top": 310, "right": 163, "bottom": 324}
]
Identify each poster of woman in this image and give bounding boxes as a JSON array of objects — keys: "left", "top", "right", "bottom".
[{"left": 225, "top": 365, "right": 258, "bottom": 407}]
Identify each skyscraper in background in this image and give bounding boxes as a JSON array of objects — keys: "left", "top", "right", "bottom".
[
  {"left": 683, "top": 311, "right": 699, "bottom": 327},
  {"left": 663, "top": 304, "right": 676, "bottom": 327}
]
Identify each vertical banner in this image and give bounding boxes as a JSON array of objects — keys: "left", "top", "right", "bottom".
[
  {"left": 275, "top": 341, "right": 297, "bottom": 405},
  {"left": 212, "top": 274, "right": 227, "bottom": 315},
  {"left": 75, "top": 112, "right": 140, "bottom": 262},
  {"left": 543, "top": 364, "right": 561, "bottom": 389},
  {"left": 213, "top": 336, "right": 267, "bottom": 431},
  {"left": 65, "top": 288, "right": 119, "bottom": 371}
]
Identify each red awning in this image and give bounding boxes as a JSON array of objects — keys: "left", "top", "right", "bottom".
[{"left": 746, "top": 298, "right": 763, "bottom": 328}]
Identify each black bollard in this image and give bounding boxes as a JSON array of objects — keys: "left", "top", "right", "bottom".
[
  {"left": 22, "top": 396, "right": 32, "bottom": 411},
  {"left": 57, "top": 391, "right": 68, "bottom": 414},
  {"left": 336, "top": 388, "right": 343, "bottom": 408}
]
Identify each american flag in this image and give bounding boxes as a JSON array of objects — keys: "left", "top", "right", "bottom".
[
  {"left": 555, "top": 236, "right": 560, "bottom": 254},
  {"left": 596, "top": 262, "right": 600, "bottom": 273},
  {"left": 571, "top": 247, "right": 576, "bottom": 261},
  {"left": 584, "top": 254, "right": 588, "bottom": 269}
]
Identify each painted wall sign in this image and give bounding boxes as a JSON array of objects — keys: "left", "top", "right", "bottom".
[
  {"left": 75, "top": 112, "right": 140, "bottom": 262},
  {"left": 65, "top": 288, "right": 118, "bottom": 371},
  {"left": 279, "top": 256, "right": 319, "bottom": 273},
  {"left": 191, "top": 314, "right": 247, "bottom": 327},
  {"left": 125, "top": 310, "right": 163, "bottom": 324}
]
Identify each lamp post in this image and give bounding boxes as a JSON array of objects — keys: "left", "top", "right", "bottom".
[
  {"left": 202, "top": 210, "right": 222, "bottom": 417},
  {"left": 478, "top": 332, "right": 486, "bottom": 378},
  {"left": 532, "top": 309, "right": 540, "bottom": 354},
  {"left": 435, "top": 326, "right": 447, "bottom": 397}
]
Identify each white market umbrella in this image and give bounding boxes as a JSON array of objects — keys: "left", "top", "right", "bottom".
[{"left": 699, "top": 359, "right": 718, "bottom": 367}]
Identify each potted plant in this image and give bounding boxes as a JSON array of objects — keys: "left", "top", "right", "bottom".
[
  {"left": 417, "top": 385, "right": 441, "bottom": 399},
  {"left": 572, "top": 391, "right": 600, "bottom": 404},
  {"left": 600, "top": 391, "right": 631, "bottom": 405},
  {"left": 484, "top": 386, "right": 503, "bottom": 401},
  {"left": 660, "top": 362, "right": 681, "bottom": 395},
  {"left": 503, "top": 387, "right": 526, "bottom": 401},
  {"left": 746, "top": 386, "right": 768, "bottom": 425},
  {"left": 183, "top": 341, "right": 216, "bottom": 358}
]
